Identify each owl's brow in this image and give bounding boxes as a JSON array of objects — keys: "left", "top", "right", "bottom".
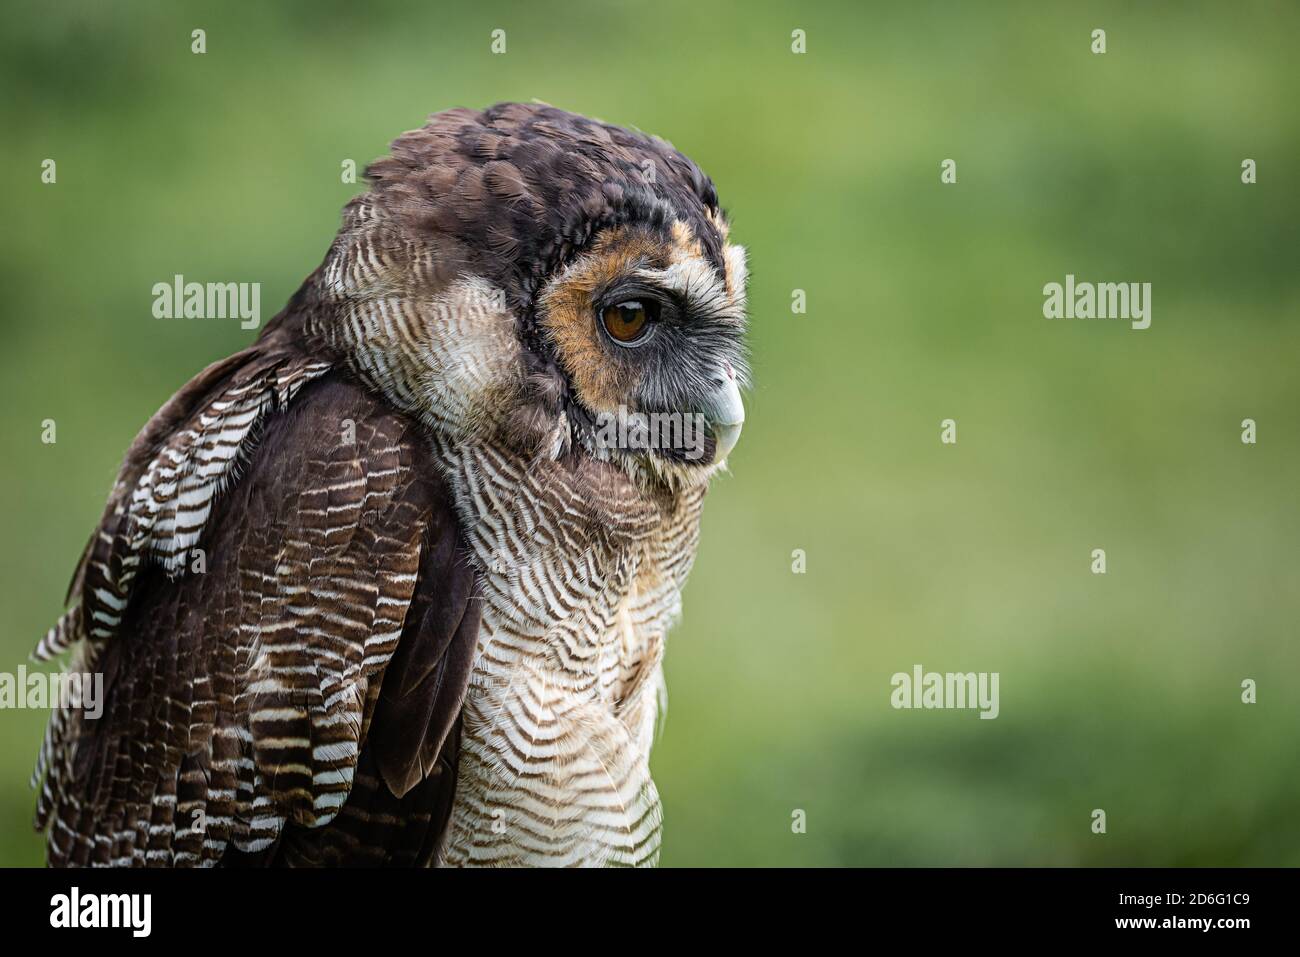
[{"left": 634, "top": 259, "right": 742, "bottom": 324}]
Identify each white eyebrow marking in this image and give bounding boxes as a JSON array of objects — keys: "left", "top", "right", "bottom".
[{"left": 635, "top": 256, "right": 744, "bottom": 325}]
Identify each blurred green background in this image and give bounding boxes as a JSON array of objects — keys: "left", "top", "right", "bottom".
[{"left": 2, "top": 0, "right": 1297, "bottom": 866}]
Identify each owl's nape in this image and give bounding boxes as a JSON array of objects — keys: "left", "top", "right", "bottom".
[{"left": 33, "top": 102, "right": 747, "bottom": 867}]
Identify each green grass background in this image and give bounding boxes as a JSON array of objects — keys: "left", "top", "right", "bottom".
[{"left": 1, "top": 0, "right": 1296, "bottom": 866}]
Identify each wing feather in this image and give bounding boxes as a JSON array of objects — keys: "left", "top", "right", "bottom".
[{"left": 34, "top": 356, "right": 479, "bottom": 867}]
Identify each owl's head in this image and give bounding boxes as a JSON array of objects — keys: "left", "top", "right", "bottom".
[{"left": 294, "top": 103, "right": 749, "bottom": 493}]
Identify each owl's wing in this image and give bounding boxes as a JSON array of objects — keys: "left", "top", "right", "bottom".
[{"left": 33, "top": 350, "right": 480, "bottom": 866}]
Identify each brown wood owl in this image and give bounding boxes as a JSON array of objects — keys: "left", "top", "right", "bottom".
[{"left": 32, "top": 103, "right": 749, "bottom": 867}]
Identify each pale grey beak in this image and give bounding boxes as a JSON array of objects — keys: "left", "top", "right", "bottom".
[{"left": 699, "top": 366, "right": 745, "bottom": 462}]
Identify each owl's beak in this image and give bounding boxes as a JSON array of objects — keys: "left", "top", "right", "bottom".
[{"left": 700, "top": 365, "right": 745, "bottom": 462}]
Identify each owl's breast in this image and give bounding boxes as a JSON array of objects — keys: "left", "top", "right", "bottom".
[{"left": 433, "top": 440, "right": 704, "bottom": 866}]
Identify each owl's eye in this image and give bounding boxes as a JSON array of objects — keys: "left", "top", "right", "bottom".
[{"left": 600, "top": 300, "right": 657, "bottom": 346}]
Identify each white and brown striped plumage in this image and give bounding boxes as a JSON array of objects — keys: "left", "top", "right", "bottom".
[{"left": 33, "top": 103, "right": 748, "bottom": 867}]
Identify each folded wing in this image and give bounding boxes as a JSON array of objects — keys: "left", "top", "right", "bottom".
[{"left": 34, "top": 351, "right": 479, "bottom": 866}]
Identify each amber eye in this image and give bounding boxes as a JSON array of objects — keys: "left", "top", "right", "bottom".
[{"left": 600, "top": 300, "right": 655, "bottom": 346}]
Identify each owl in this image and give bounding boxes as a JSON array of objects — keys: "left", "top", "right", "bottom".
[{"left": 31, "top": 103, "right": 749, "bottom": 867}]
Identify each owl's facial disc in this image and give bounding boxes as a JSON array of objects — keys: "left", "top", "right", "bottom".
[
  {"left": 590, "top": 276, "right": 746, "bottom": 464},
  {"left": 538, "top": 223, "right": 749, "bottom": 481}
]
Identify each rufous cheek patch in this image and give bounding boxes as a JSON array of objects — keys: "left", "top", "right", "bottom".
[{"left": 539, "top": 228, "right": 667, "bottom": 413}]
